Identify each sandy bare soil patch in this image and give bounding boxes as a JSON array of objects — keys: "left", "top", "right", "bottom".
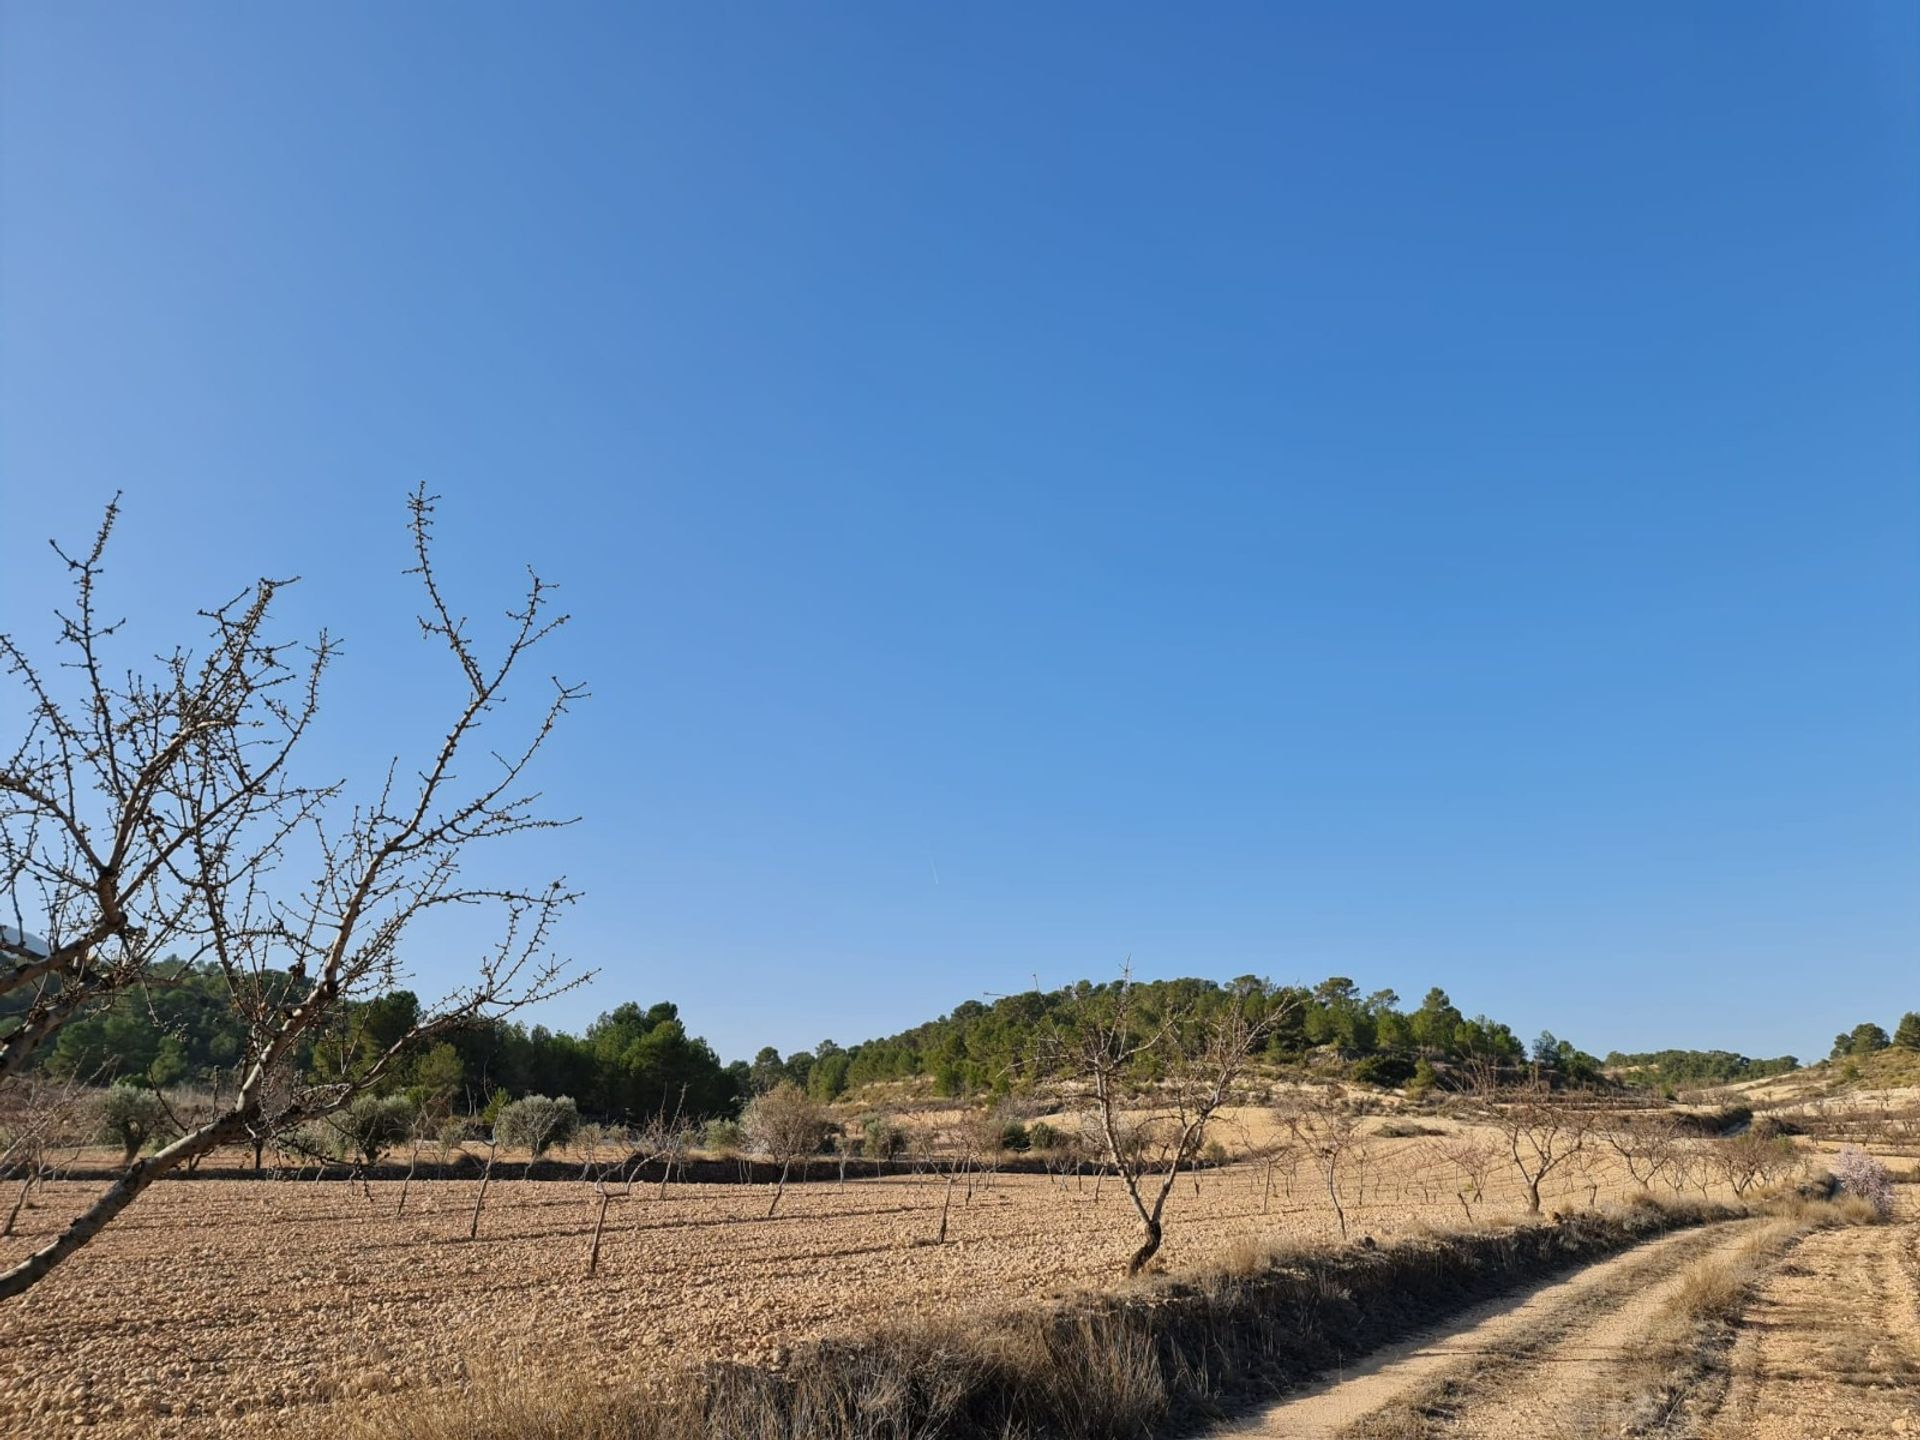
[
  {"left": 1708, "top": 1220, "right": 1920, "bottom": 1439},
  {"left": 0, "top": 1132, "right": 1674, "bottom": 1438}
]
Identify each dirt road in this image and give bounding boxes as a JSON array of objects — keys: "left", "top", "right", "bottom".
[
  {"left": 1224, "top": 1215, "right": 1920, "bottom": 1439},
  {"left": 1222, "top": 1220, "right": 1764, "bottom": 1439}
]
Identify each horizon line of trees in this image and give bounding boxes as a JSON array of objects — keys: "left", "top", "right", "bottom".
[
  {"left": 746, "top": 976, "right": 1608, "bottom": 1103},
  {"left": 1601, "top": 1048, "right": 1801, "bottom": 1090},
  {"left": 33, "top": 962, "right": 1897, "bottom": 1122},
  {"left": 15, "top": 962, "right": 747, "bottom": 1126}
]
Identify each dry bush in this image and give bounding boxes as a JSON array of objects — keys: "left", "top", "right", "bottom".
[
  {"left": 1372, "top": 1118, "right": 1445, "bottom": 1139},
  {"left": 741, "top": 1081, "right": 828, "bottom": 1218}
]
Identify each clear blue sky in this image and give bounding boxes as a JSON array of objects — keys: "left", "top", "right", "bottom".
[{"left": 3, "top": 5, "right": 1915, "bottom": 1065}]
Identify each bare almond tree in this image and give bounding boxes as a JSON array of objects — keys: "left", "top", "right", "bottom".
[
  {"left": 1603, "top": 1111, "right": 1680, "bottom": 1191},
  {"left": 1712, "top": 1131, "right": 1802, "bottom": 1198},
  {"left": 1454, "top": 1063, "right": 1594, "bottom": 1216},
  {"left": 637, "top": 1095, "right": 696, "bottom": 1200},
  {"left": 0, "top": 490, "right": 587, "bottom": 1298},
  {"left": 578, "top": 1123, "right": 649, "bottom": 1277},
  {"left": 956, "top": 1102, "right": 1012, "bottom": 1203},
  {"left": 1433, "top": 1129, "right": 1500, "bottom": 1222},
  {"left": 1275, "top": 1085, "right": 1370, "bottom": 1239},
  {"left": 0, "top": 1072, "right": 94, "bottom": 1237},
  {"left": 1046, "top": 973, "right": 1290, "bottom": 1275}
]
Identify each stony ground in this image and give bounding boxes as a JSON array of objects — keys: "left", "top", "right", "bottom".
[{"left": 1, "top": 1128, "right": 1665, "bottom": 1437}]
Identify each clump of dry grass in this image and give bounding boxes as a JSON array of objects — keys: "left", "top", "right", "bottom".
[
  {"left": 1757, "top": 1190, "right": 1885, "bottom": 1228},
  {"left": 337, "top": 1197, "right": 1736, "bottom": 1440},
  {"left": 1212, "top": 1230, "right": 1328, "bottom": 1278},
  {"left": 1615, "top": 1229, "right": 1782, "bottom": 1436}
]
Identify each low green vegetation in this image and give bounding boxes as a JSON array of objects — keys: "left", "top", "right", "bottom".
[
  {"left": 1602, "top": 1049, "right": 1800, "bottom": 1090},
  {"left": 95, "top": 1083, "right": 169, "bottom": 1164},
  {"left": 492, "top": 1095, "right": 581, "bottom": 1157}
]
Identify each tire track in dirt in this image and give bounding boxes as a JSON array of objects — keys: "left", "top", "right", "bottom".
[
  {"left": 1219, "top": 1220, "right": 1757, "bottom": 1440},
  {"left": 1709, "top": 1222, "right": 1920, "bottom": 1439}
]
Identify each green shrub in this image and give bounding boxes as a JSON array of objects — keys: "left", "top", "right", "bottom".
[
  {"left": 480, "top": 1086, "right": 512, "bottom": 1128},
  {"left": 702, "top": 1118, "right": 745, "bottom": 1155},
  {"left": 338, "top": 1093, "right": 417, "bottom": 1166},
  {"left": 96, "top": 1083, "right": 168, "bottom": 1164},
  {"left": 1027, "top": 1121, "right": 1061, "bottom": 1151},
  {"left": 292, "top": 1119, "right": 348, "bottom": 1162},
  {"left": 860, "top": 1115, "right": 906, "bottom": 1159},
  {"left": 999, "top": 1121, "right": 1032, "bottom": 1153},
  {"left": 494, "top": 1095, "right": 579, "bottom": 1157},
  {"left": 1351, "top": 1053, "right": 1417, "bottom": 1088}
]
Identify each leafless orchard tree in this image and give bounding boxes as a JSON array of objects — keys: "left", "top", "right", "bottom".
[
  {"left": 930, "top": 1119, "right": 971, "bottom": 1245},
  {"left": 900, "top": 1122, "right": 966, "bottom": 1243},
  {"left": 1453, "top": 1063, "right": 1595, "bottom": 1216},
  {"left": 1567, "top": 1142, "right": 1606, "bottom": 1209},
  {"left": 466, "top": 1121, "right": 503, "bottom": 1241},
  {"left": 0, "top": 1072, "right": 94, "bottom": 1237},
  {"left": 580, "top": 1123, "right": 677, "bottom": 1277},
  {"left": 1603, "top": 1111, "right": 1680, "bottom": 1191},
  {"left": 1665, "top": 1144, "right": 1706, "bottom": 1201},
  {"left": 1433, "top": 1129, "right": 1500, "bottom": 1222},
  {"left": 636, "top": 1095, "right": 696, "bottom": 1200},
  {"left": 1045, "top": 974, "right": 1290, "bottom": 1275},
  {"left": 1251, "top": 1132, "right": 1299, "bottom": 1216},
  {"left": 580, "top": 1130, "right": 626, "bottom": 1276},
  {"left": 955, "top": 1101, "right": 1016, "bottom": 1203},
  {"left": 0, "top": 490, "right": 587, "bottom": 1298},
  {"left": 1035, "top": 1123, "right": 1083, "bottom": 1190},
  {"left": 1275, "top": 1085, "right": 1370, "bottom": 1239},
  {"left": 1712, "top": 1131, "right": 1802, "bottom": 1198}
]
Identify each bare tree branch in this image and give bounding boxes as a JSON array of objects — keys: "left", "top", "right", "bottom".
[{"left": 0, "top": 488, "right": 588, "bottom": 1300}]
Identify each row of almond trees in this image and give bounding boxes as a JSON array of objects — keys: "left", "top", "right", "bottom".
[{"left": 697, "top": 999, "right": 1817, "bottom": 1278}]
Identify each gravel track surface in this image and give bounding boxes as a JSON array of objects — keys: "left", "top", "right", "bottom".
[{"left": 1220, "top": 1220, "right": 1759, "bottom": 1439}]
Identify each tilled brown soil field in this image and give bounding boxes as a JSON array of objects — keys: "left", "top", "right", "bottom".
[{"left": 0, "top": 1137, "right": 1716, "bottom": 1438}]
